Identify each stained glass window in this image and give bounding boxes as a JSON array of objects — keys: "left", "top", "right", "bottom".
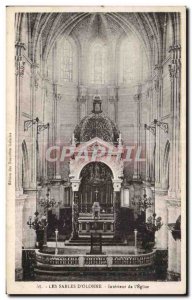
[
  {"left": 119, "top": 37, "right": 149, "bottom": 85},
  {"left": 92, "top": 43, "right": 105, "bottom": 84},
  {"left": 60, "top": 40, "right": 73, "bottom": 82}
]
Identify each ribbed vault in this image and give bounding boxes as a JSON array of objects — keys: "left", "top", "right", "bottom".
[{"left": 15, "top": 12, "right": 180, "bottom": 72}]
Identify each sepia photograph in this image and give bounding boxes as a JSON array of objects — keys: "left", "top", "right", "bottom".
[{"left": 6, "top": 6, "right": 186, "bottom": 295}]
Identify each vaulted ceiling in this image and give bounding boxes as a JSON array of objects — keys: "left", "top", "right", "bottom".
[{"left": 16, "top": 12, "right": 179, "bottom": 68}]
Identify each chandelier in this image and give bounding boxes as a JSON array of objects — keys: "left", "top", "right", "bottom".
[
  {"left": 131, "top": 193, "right": 153, "bottom": 212},
  {"left": 146, "top": 213, "right": 162, "bottom": 232},
  {"left": 39, "top": 187, "right": 61, "bottom": 213},
  {"left": 27, "top": 211, "right": 48, "bottom": 231},
  {"left": 131, "top": 193, "right": 162, "bottom": 233},
  {"left": 27, "top": 187, "right": 60, "bottom": 231}
]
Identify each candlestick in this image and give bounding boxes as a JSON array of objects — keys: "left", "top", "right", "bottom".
[
  {"left": 134, "top": 229, "right": 138, "bottom": 253},
  {"left": 55, "top": 228, "right": 59, "bottom": 255}
]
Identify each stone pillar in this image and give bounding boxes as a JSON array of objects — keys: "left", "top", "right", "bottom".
[
  {"left": 55, "top": 93, "right": 62, "bottom": 179},
  {"left": 70, "top": 180, "right": 81, "bottom": 239},
  {"left": 15, "top": 41, "right": 26, "bottom": 194},
  {"left": 113, "top": 191, "right": 118, "bottom": 238},
  {"left": 15, "top": 195, "right": 27, "bottom": 280},
  {"left": 29, "top": 63, "right": 39, "bottom": 187},
  {"left": 168, "top": 45, "right": 181, "bottom": 199},
  {"left": 114, "top": 86, "right": 119, "bottom": 124},
  {"left": 71, "top": 191, "right": 79, "bottom": 239},
  {"left": 155, "top": 192, "right": 168, "bottom": 250},
  {"left": 153, "top": 65, "right": 163, "bottom": 187},
  {"left": 167, "top": 199, "right": 181, "bottom": 279},
  {"left": 133, "top": 88, "right": 142, "bottom": 180},
  {"left": 41, "top": 78, "right": 47, "bottom": 179},
  {"left": 145, "top": 82, "right": 152, "bottom": 182},
  {"left": 113, "top": 180, "right": 122, "bottom": 239},
  {"left": 22, "top": 189, "right": 37, "bottom": 248}
]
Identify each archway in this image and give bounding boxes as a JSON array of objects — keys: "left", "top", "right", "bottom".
[{"left": 78, "top": 162, "right": 114, "bottom": 214}]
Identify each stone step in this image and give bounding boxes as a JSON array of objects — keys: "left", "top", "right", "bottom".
[{"left": 34, "top": 265, "right": 156, "bottom": 281}]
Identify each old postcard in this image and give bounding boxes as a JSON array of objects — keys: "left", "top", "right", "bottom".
[{"left": 6, "top": 6, "right": 186, "bottom": 295}]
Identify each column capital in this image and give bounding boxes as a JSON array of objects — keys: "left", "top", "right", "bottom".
[
  {"left": 15, "top": 41, "right": 26, "bottom": 50},
  {"left": 169, "top": 44, "right": 181, "bottom": 56},
  {"left": 168, "top": 44, "right": 181, "bottom": 79},
  {"left": 112, "top": 179, "right": 122, "bottom": 192},
  {"left": 70, "top": 179, "right": 81, "bottom": 191}
]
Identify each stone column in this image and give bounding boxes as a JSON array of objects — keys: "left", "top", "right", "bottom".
[
  {"left": 55, "top": 92, "right": 62, "bottom": 179},
  {"left": 114, "top": 86, "right": 119, "bottom": 124},
  {"left": 113, "top": 180, "right": 122, "bottom": 240},
  {"left": 153, "top": 65, "right": 163, "bottom": 187},
  {"left": 22, "top": 189, "right": 37, "bottom": 248},
  {"left": 41, "top": 78, "right": 47, "bottom": 179},
  {"left": 133, "top": 86, "right": 142, "bottom": 180},
  {"left": 15, "top": 195, "right": 27, "bottom": 280},
  {"left": 168, "top": 45, "right": 181, "bottom": 199},
  {"left": 167, "top": 199, "right": 181, "bottom": 279},
  {"left": 155, "top": 192, "right": 168, "bottom": 250},
  {"left": 70, "top": 180, "right": 81, "bottom": 239},
  {"left": 29, "top": 63, "right": 39, "bottom": 188},
  {"left": 15, "top": 41, "right": 26, "bottom": 194},
  {"left": 176, "top": 239, "right": 181, "bottom": 276}
]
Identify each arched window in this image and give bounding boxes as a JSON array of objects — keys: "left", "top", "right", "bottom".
[
  {"left": 94, "top": 44, "right": 105, "bottom": 84},
  {"left": 60, "top": 39, "right": 73, "bottom": 82},
  {"left": 165, "top": 16, "right": 174, "bottom": 56},
  {"left": 90, "top": 42, "right": 106, "bottom": 84},
  {"left": 119, "top": 38, "right": 139, "bottom": 85},
  {"left": 119, "top": 36, "right": 149, "bottom": 85}
]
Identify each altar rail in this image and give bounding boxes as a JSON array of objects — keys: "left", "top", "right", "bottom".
[{"left": 35, "top": 250, "right": 156, "bottom": 268}]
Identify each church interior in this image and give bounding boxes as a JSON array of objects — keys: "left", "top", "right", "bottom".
[{"left": 15, "top": 12, "right": 182, "bottom": 281}]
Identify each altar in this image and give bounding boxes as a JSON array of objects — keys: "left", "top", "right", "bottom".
[
  {"left": 78, "top": 208, "right": 114, "bottom": 238},
  {"left": 68, "top": 96, "right": 124, "bottom": 241}
]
